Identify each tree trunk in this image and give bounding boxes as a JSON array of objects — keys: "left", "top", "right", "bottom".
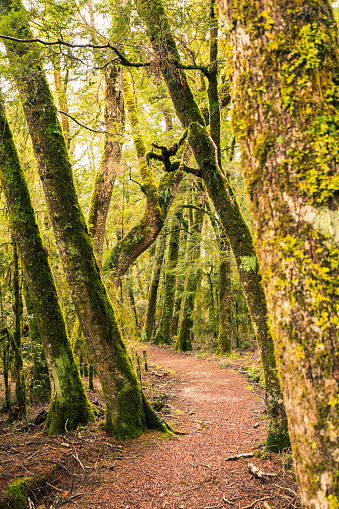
[
  {"left": 24, "top": 283, "right": 51, "bottom": 399},
  {"left": 88, "top": 66, "right": 124, "bottom": 268},
  {"left": 142, "top": 234, "right": 167, "bottom": 342},
  {"left": 175, "top": 205, "right": 204, "bottom": 351},
  {"left": 11, "top": 239, "right": 27, "bottom": 417},
  {"left": 216, "top": 236, "right": 232, "bottom": 354},
  {"left": 0, "top": 327, "right": 11, "bottom": 411},
  {"left": 218, "top": 1, "right": 339, "bottom": 505},
  {"left": 0, "top": 98, "right": 94, "bottom": 433},
  {"left": 1, "top": 2, "right": 168, "bottom": 438},
  {"left": 136, "top": 0, "right": 289, "bottom": 452},
  {"left": 171, "top": 224, "right": 189, "bottom": 336},
  {"left": 155, "top": 209, "right": 181, "bottom": 345}
]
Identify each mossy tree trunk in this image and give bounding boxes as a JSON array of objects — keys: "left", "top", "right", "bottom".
[
  {"left": 142, "top": 234, "right": 167, "bottom": 342},
  {"left": 216, "top": 236, "right": 232, "bottom": 354},
  {"left": 102, "top": 72, "right": 183, "bottom": 284},
  {"left": 88, "top": 66, "right": 124, "bottom": 268},
  {"left": 155, "top": 209, "right": 181, "bottom": 345},
  {"left": 0, "top": 327, "right": 11, "bottom": 411},
  {"left": 24, "top": 283, "right": 50, "bottom": 399},
  {"left": 175, "top": 204, "right": 204, "bottom": 351},
  {"left": 0, "top": 98, "right": 94, "bottom": 433},
  {"left": 11, "top": 239, "right": 27, "bottom": 417},
  {"left": 53, "top": 56, "right": 71, "bottom": 151},
  {"left": 137, "top": 0, "right": 289, "bottom": 452},
  {"left": 1, "top": 1, "right": 169, "bottom": 438},
  {"left": 171, "top": 222, "right": 189, "bottom": 336},
  {"left": 218, "top": 0, "right": 339, "bottom": 505}
]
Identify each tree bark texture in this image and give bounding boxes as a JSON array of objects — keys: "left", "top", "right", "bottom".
[
  {"left": 1, "top": 1, "right": 167, "bottom": 438},
  {"left": 88, "top": 66, "right": 124, "bottom": 268},
  {"left": 0, "top": 98, "right": 94, "bottom": 433},
  {"left": 217, "top": 1, "right": 339, "bottom": 506},
  {"left": 142, "top": 233, "right": 167, "bottom": 341},
  {"left": 155, "top": 210, "right": 181, "bottom": 345},
  {"left": 216, "top": 236, "right": 232, "bottom": 354},
  {"left": 175, "top": 205, "right": 204, "bottom": 351},
  {"left": 137, "top": 0, "right": 289, "bottom": 452}
]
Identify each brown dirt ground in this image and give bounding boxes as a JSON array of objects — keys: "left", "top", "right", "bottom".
[{"left": 0, "top": 344, "right": 301, "bottom": 509}]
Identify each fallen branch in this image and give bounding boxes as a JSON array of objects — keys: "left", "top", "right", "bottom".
[
  {"left": 225, "top": 453, "right": 254, "bottom": 461},
  {"left": 241, "top": 497, "right": 272, "bottom": 509},
  {"left": 223, "top": 495, "right": 234, "bottom": 505},
  {"left": 248, "top": 462, "right": 277, "bottom": 479}
]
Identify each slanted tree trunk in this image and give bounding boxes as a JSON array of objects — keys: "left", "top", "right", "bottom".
[
  {"left": 88, "top": 66, "right": 124, "bottom": 267},
  {"left": 1, "top": 1, "right": 169, "bottom": 438},
  {"left": 155, "top": 209, "right": 181, "bottom": 345},
  {"left": 218, "top": 1, "right": 339, "bottom": 505},
  {"left": 142, "top": 234, "right": 167, "bottom": 342},
  {"left": 175, "top": 205, "right": 204, "bottom": 351},
  {"left": 53, "top": 57, "right": 71, "bottom": 151},
  {"left": 0, "top": 98, "right": 94, "bottom": 433},
  {"left": 102, "top": 72, "right": 183, "bottom": 284},
  {"left": 137, "top": 0, "right": 289, "bottom": 452}
]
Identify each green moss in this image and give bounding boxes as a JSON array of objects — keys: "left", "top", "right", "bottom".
[{"left": 4, "top": 477, "right": 30, "bottom": 509}]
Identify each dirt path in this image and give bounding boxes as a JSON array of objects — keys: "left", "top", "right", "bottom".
[
  {"left": 0, "top": 345, "right": 300, "bottom": 509},
  {"left": 61, "top": 345, "right": 300, "bottom": 509}
]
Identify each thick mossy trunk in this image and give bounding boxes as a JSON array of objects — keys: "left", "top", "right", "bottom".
[
  {"left": 137, "top": 0, "right": 289, "bottom": 452},
  {"left": 0, "top": 99, "right": 94, "bottom": 433},
  {"left": 88, "top": 66, "right": 124, "bottom": 268},
  {"left": 216, "top": 238, "right": 232, "bottom": 354},
  {"left": 175, "top": 206, "right": 204, "bottom": 351},
  {"left": 218, "top": 1, "right": 339, "bottom": 505},
  {"left": 1, "top": 3, "right": 169, "bottom": 438},
  {"left": 155, "top": 210, "right": 181, "bottom": 345},
  {"left": 142, "top": 234, "right": 167, "bottom": 342},
  {"left": 24, "top": 284, "right": 50, "bottom": 399},
  {"left": 11, "top": 239, "right": 27, "bottom": 417}
]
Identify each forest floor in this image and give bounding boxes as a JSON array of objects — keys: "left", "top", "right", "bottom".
[{"left": 0, "top": 344, "right": 301, "bottom": 509}]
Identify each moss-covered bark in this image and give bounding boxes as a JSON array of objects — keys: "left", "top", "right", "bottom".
[
  {"left": 216, "top": 236, "right": 232, "bottom": 354},
  {"left": 88, "top": 66, "right": 124, "bottom": 268},
  {"left": 137, "top": 0, "right": 289, "bottom": 452},
  {"left": 11, "top": 239, "right": 27, "bottom": 417},
  {"left": 1, "top": 1, "right": 170, "bottom": 438},
  {"left": 142, "top": 234, "right": 167, "bottom": 342},
  {"left": 0, "top": 98, "right": 94, "bottom": 433},
  {"left": 24, "top": 283, "right": 50, "bottom": 399},
  {"left": 218, "top": 1, "right": 339, "bottom": 505},
  {"left": 102, "top": 73, "right": 183, "bottom": 284},
  {"left": 175, "top": 205, "right": 204, "bottom": 351},
  {"left": 155, "top": 210, "right": 181, "bottom": 345},
  {"left": 0, "top": 327, "right": 11, "bottom": 411}
]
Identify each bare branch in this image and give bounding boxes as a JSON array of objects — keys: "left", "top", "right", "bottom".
[{"left": 58, "top": 110, "right": 123, "bottom": 137}]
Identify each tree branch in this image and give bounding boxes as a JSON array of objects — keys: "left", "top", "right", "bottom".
[
  {"left": 0, "top": 34, "right": 209, "bottom": 72},
  {"left": 58, "top": 110, "right": 123, "bottom": 137}
]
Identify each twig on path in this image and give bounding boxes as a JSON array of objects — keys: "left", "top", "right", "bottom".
[
  {"left": 241, "top": 496, "right": 272, "bottom": 509},
  {"left": 274, "top": 484, "right": 299, "bottom": 497},
  {"left": 225, "top": 453, "right": 254, "bottom": 461},
  {"left": 223, "top": 494, "right": 234, "bottom": 504},
  {"left": 248, "top": 463, "right": 277, "bottom": 479},
  {"left": 263, "top": 502, "right": 272, "bottom": 509},
  {"left": 141, "top": 467, "right": 154, "bottom": 477},
  {"left": 72, "top": 453, "right": 85, "bottom": 470}
]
